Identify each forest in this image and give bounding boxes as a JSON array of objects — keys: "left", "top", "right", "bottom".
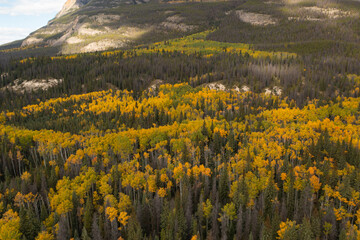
[
  {"left": 1, "top": 82, "right": 360, "bottom": 240},
  {"left": 1, "top": 0, "right": 360, "bottom": 239}
]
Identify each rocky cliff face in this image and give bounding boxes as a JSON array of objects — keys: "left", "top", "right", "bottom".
[{"left": 56, "top": 0, "right": 91, "bottom": 19}]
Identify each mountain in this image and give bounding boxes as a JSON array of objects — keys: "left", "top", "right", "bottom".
[
  {"left": 4, "top": 0, "right": 360, "bottom": 56},
  {"left": 19, "top": 0, "right": 233, "bottom": 54}
]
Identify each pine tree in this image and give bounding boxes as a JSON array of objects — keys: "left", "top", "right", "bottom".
[
  {"left": 260, "top": 218, "right": 272, "bottom": 240},
  {"left": 127, "top": 215, "right": 143, "bottom": 240},
  {"left": 40, "top": 202, "right": 48, "bottom": 222},
  {"left": 264, "top": 177, "right": 276, "bottom": 220},
  {"left": 283, "top": 223, "right": 297, "bottom": 240},
  {"left": 20, "top": 207, "right": 41, "bottom": 240},
  {"left": 175, "top": 193, "right": 187, "bottom": 240},
  {"left": 57, "top": 215, "right": 69, "bottom": 240},
  {"left": 91, "top": 213, "right": 102, "bottom": 240},
  {"left": 161, "top": 201, "right": 175, "bottom": 240},
  {"left": 298, "top": 218, "right": 314, "bottom": 240},
  {"left": 228, "top": 128, "right": 237, "bottom": 153},
  {"left": 339, "top": 229, "right": 347, "bottom": 240},
  {"left": 213, "top": 131, "right": 222, "bottom": 155},
  {"left": 310, "top": 211, "right": 322, "bottom": 239},
  {"left": 81, "top": 227, "right": 91, "bottom": 240},
  {"left": 219, "top": 165, "right": 229, "bottom": 205},
  {"left": 83, "top": 197, "right": 94, "bottom": 235},
  {"left": 201, "top": 121, "right": 208, "bottom": 138}
]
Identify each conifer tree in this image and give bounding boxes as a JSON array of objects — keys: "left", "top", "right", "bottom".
[{"left": 83, "top": 197, "right": 94, "bottom": 236}]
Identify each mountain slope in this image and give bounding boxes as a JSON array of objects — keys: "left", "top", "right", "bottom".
[
  {"left": 3, "top": 0, "right": 360, "bottom": 56},
  {"left": 20, "top": 0, "right": 235, "bottom": 54}
]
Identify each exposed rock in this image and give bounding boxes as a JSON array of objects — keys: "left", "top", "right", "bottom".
[
  {"left": 81, "top": 40, "right": 125, "bottom": 53},
  {"left": 233, "top": 86, "right": 241, "bottom": 92},
  {"left": 236, "top": 10, "right": 277, "bottom": 26},
  {"left": 288, "top": 16, "right": 321, "bottom": 22},
  {"left": 204, "top": 83, "right": 250, "bottom": 93},
  {"left": 3, "top": 79, "right": 63, "bottom": 93},
  {"left": 273, "top": 86, "right": 282, "bottom": 95},
  {"left": 78, "top": 24, "right": 105, "bottom": 36},
  {"left": 21, "top": 37, "right": 44, "bottom": 47},
  {"left": 66, "top": 37, "right": 84, "bottom": 44},
  {"left": 232, "top": 86, "right": 250, "bottom": 92},
  {"left": 264, "top": 88, "right": 272, "bottom": 95},
  {"left": 264, "top": 86, "right": 282, "bottom": 96},
  {"left": 242, "top": 85, "right": 250, "bottom": 92},
  {"left": 56, "top": 0, "right": 91, "bottom": 19},
  {"left": 161, "top": 15, "right": 196, "bottom": 32},
  {"left": 35, "top": 22, "right": 75, "bottom": 37},
  {"left": 61, "top": 26, "right": 149, "bottom": 54},
  {"left": 303, "top": 6, "right": 352, "bottom": 19},
  {"left": 288, "top": 6, "right": 353, "bottom": 22},
  {"left": 22, "top": 16, "right": 83, "bottom": 48},
  {"left": 50, "top": 17, "right": 81, "bottom": 47},
  {"left": 148, "top": 79, "right": 164, "bottom": 91},
  {"left": 166, "top": 15, "right": 184, "bottom": 23},
  {"left": 207, "top": 83, "right": 226, "bottom": 91},
  {"left": 161, "top": 22, "right": 195, "bottom": 32}
]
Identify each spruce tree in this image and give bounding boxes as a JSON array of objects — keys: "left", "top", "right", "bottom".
[
  {"left": 20, "top": 207, "right": 41, "bottom": 240},
  {"left": 219, "top": 165, "right": 229, "bottom": 205},
  {"left": 298, "top": 218, "right": 314, "bottom": 240},
  {"left": 83, "top": 197, "right": 94, "bottom": 236},
  {"left": 81, "top": 227, "right": 91, "bottom": 240}
]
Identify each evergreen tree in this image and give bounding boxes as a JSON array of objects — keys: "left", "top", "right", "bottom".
[
  {"left": 298, "top": 218, "right": 314, "bottom": 240},
  {"left": 175, "top": 194, "right": 187, "bottom": 240},
  {"left": 92, "top": 213, "right": 102, "bottom": 240},
  {"left": 83, "top": 197, "right": 94, "bottom": 235},
  {"left": 81, "top": 227, "right": 91, "bottom": 240},
  {"left": 161, "top": 201, "right": 175, "bottom": 240},
  {"left": 20, "top": 207, "right": 41, "bottom": 240},
  {"left": 127, "top": 215, "right": 143, "bottom": 240},
  {"left": 57, "top": 215, "right": 69, "bottom": 240},
  {"left": 219, "top": 165, "right": 229, "bottom": 205}
]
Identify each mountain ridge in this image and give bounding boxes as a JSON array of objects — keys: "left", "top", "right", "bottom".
[
  {"left": 55, "top": 0, "right": 92, "bottom": 19},
  {"left": 3, "top": 0, "right": 360, "bottom": 57}
]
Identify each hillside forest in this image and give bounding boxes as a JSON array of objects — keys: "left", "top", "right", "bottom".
[{"left": 1, "top": 0, "right": 360, "bottom": 239}]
